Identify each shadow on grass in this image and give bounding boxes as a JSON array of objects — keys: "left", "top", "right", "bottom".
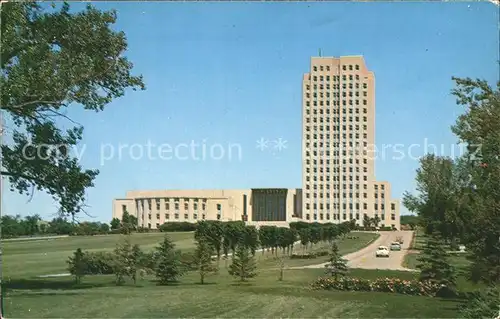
[{"left": 4, "top": 278, "right": 109, "bottom": 291}]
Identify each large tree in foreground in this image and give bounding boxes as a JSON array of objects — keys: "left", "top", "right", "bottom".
[
  {"left": 404, "top": 77, "right": 500, "bottom": 285},
  {"left": 1, "top": 2, "right": 145, "bottom": 217}
]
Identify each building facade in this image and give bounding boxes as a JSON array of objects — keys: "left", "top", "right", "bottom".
[
  {"left": 302, "top": 55, "right": 399, "bottom": 229},
  {"left": 113, "top": 189, "right": 303, "bottom": 229},
  {"left": 112, "top": 55, "right": 400, "bottom": 230}
]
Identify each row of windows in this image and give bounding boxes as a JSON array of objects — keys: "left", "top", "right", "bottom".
[
  {"left": 306, "top": 166, "right": 368, "bottom": 173},
  {"left": 309, "top": 74, "right": 367, "bottom": 83},
  {"left": 143, "top": 212, "right": 220, "bottom": 221},
  {"left": 306, "top": 92, "right": 368, "bottom": 99},
  {"left": 305, "top": 149, "right": 369, "bottom": 157},
  {"left": 306, "top": 116, "right": 368, "bottom": 123},
  {"left": 312, "top": 64, "right": 360, "bottom": 72},
  {"left": 307, "top": 82, "right": 369, "bottom": 90},
  {"left": 306, "top": 99, "right": 368, "bottom": 107},
  {"left": 305, "top": 158, "right": 369, "bottom": 165},
  {"left": 306, "top": 174, "right": 368, "bottom": 182},
  {"left": 304, "top": 213, "right": 396, "bottom": 222},
  {"left": 305, "top": 127, "right": 369, "bottom": 135},
  {"left": 305, "top": 202, "right": 394, "bottom": 210},
  {"left": 306, "top": 81, "right": 368, "bottom": 90},
  {"left": 305, "top": 141, "right": 366, "bottom": 149},
  {"left": 136, "top": 198, "right": 222, "bottom": 212},
  {"left": 306, "top": 107, "right": 368, "bottom": 115}
]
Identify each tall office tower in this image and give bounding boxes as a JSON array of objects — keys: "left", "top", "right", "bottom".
[{"left": 302, "top": 55, "right": 399, "bottom": 228}]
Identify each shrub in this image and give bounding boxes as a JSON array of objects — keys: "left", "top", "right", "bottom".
[
  {"left": 459, "top": 286, "right": 500, "bottom": 319},
  {"left": 84, "top": 251, "right": 115, "bottom": 274},
  {"left": 159, "top": 222, "right": 197, "bottom": 232},
  {"left": 311, "top": 277, "right": 442, "bottom": 296}
]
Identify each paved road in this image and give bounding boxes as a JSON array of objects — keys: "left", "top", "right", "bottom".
[{"left": 295, "top": 231, "right": 415, "bottom": 271}]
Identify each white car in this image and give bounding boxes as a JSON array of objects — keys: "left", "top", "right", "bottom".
[{"left": 376, "top": 246, "right": 390, "bottom": 258}]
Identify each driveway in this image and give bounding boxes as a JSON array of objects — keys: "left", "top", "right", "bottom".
[{"left": 294, "top": 231, "right": 415, "bottom": 271}]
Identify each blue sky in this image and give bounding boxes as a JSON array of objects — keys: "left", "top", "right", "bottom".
[{"left": 4, "top": 1, "right": 499, "bottom": 222}]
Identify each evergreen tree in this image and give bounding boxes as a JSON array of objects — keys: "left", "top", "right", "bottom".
[
  {"left": 154, "top": 235, "right": 185, "bottom": 285},
  {"left": 417, "top": 232, "right": 456, "bottom": 293},
  {"left": 324, "top": 242, "right": 348, "bottom": 280},
  {"left": 193, "top": 239, "right": 218, "bottom": 284},
  {"left": 112, "top": 238, "right": 132, "bottom": 285},
  {"left": 228, "top": 245, "right": 257, "bottom": 282},
  {"left": 67, "top": 248, "right": 87, "bottom": 284}
]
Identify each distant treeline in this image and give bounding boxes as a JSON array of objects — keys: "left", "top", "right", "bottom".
[{"left": 1, "top": 215, "right": 110, "bottom": 238}]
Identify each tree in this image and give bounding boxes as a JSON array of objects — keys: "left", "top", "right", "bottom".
[
  {"left": 23, "top": 214, "right": 41, "bottom": 236},
  {"left": 0, "top": 215, "right": 24, "bottom": 238},
  {"left": 363, "top": 214, "right": 371, "bottom": 228},
  {"left": 1, "top": 2, "right": 144, "bottom": 218},
  {"left": 324, "top": 242, "right": 349, "bottom": 280},
  {"left": 228, "top": 245, "right": 257, "bottom": 282},
  {"left": 47, "top": 217, "right": 74, "bottom": 235},
  {"left": 404, "top": 77, "right": 500, "bottom": 285},
  {"left": 110, "top": 218, "right": 121, "bottom": 230},
  {"left": 154, "top": 235, "right": 184, "bottom": 285},
  {"left": 111, "top": 238, "right": 132, "bottom": 285},
  {"left": 67, "top": 248, "right": 87, "bottom": 284},
  {"left": 403, "top": 154, "right": 463, "bottom": 243},
  {"left": 450, "top": 77, "right": 500, "bottom": 285},
  {"left": 417, "top": 232, "right": 456, "bottom": 294},
  {"left": 298, "top": 228, "right": 310, "bottom": 254},
  {"left": 193, "top": 239, "right": 218, "bottom": 284},
  {"left": 241, "top": 225, "right": 259, "bottom": 256}
]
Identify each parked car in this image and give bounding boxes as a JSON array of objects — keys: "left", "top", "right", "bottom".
[
  {"left": 396, "top": 236, "right": 404, "bottom": 244},
  {"left": 390, "top": 242, "right": 402, "bottom": 251},
  {"left": 376, "top": 246, "right": 390, "bottom": 257}
]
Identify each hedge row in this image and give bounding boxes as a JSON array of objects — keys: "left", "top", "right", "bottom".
[{"left": 158, "top": 222, "right": 197, "bottom": 232}]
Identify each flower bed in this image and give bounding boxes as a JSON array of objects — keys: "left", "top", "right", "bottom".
[{"left": 310, "top": 277, "right": 442, "bottom": 296}]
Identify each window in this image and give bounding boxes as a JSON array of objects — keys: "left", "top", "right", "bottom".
[
  {"left": 156, "top": 213, "right": 160, "bottom": 219},
  {"left": 165, "top": 214, "right": 170, "bottom": 219},
  {"left": 184, "top": 214, "right": 188, "bottom": 219},
  {"left": 391, "top": 214, "right": 396, "bottom": 221},
  {"left": 174, "top": 213, "right": 179, "bottom": 219},
  {"left": 355, "top": 64, "right": 359, "bottom": 70},
  {"left": 217, "top": 204, "right": 222, "bottom": 210},
  {"left": 184, "top": 202, "right": 188, "bottom": 210},
  {"left": 313, "top": 66, "right": 317, "bottom": 71},
  {"left": 391, "top": 203, "right": 396, "bottom": 210},
  {"left": 122, "top": 205, "right": 127, "bottom": 213}
]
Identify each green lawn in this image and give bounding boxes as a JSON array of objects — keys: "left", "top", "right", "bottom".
[
  {"left": 3, "top": 232, "right": 195, "bottom": 278},
  {"left": 3, "top": 231, "right": 471, "bottom": 318},
  {"left": 5, "top": 268, "right": 466, "bottom": 318}
]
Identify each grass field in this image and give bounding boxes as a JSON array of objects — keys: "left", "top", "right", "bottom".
[
  {"left": 2, "top": 231, "right": 472, "bottom": 318},
  {"left": 3, "top": 232, "right": 194, "bottom": 278}
]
